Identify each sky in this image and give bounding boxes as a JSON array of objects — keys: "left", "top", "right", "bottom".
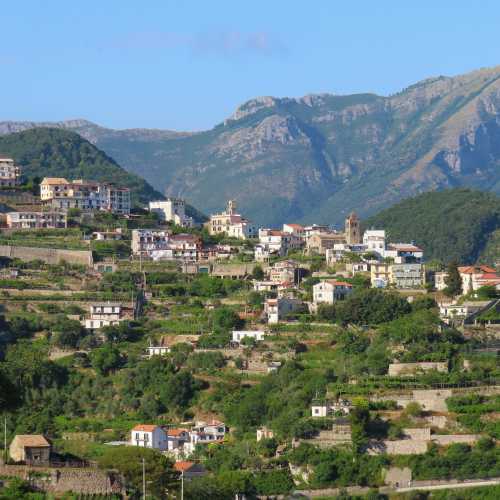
[{"left": 3, "top": 0, "right": 500, "bottom": 131}]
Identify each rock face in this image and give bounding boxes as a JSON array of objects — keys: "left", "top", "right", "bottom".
[{"left": 2, "top": 66, "right": 500, "bottom": 225}]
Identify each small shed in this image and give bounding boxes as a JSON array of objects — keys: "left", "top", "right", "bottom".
[
  {"left": 174, "top": 461, "right": 207, "bottom": 480},
  {"left": 10, "top": 435, "right": 51, "bottom": 464}
]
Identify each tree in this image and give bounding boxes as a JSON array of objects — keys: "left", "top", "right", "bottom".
[
  {"left": 90, "top": 345, "right": 123, "bottom": 375},
  {"left": 212, "top": 307, "right": 244, "bottom": 332},
  {"left": 444, "top": 261, "right": 462, "bottom": 297},
  {"left": 247, "top": 291, "right": 264, "bottom": 308},
  {"left": 0, "top": 478, "right": 45, "bottom": 500},
  {"left": 51, "top": 316, "right": 87, "bottom": 348},
  {"left": 350, "top": 407, "right": 370, "bottom": 454},
  {"left": 251, "top": 265, "right": 264, "bottom": 280}
]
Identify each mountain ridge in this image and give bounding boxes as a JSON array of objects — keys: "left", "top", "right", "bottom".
[{"left": 2, "top": 65, "right": 500, "bottom": 225}]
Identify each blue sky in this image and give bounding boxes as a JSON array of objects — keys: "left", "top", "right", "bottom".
[{"left": 3, "top": 1, "right": 500, "bottom": 130}]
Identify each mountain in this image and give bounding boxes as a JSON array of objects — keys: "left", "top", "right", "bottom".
[
  {"left": 0, "top": 128, "right": 163, "bottom": 206},
  {"left": 364, "top": 189, "right": 500, "bottom": 265},
  {"left": 2, "top": 66, "right": 500, "bottom": 225}
]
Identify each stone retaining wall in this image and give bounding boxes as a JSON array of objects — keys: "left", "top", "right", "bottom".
[
  {"left": 0, "top": 464, "right": 124, "bottom": 495},
  {"left": 0, "top": 245, "right": 92, "bottom": 267}
]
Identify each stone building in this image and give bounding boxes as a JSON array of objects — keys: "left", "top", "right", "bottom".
[
  {"left": 9, "top": 435, "right": 51, "bottom": 464},
  {"left": 345, "top": 212, "right": 362, "bottom": 245}
]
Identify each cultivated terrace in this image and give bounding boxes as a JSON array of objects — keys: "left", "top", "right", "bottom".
[{"left": 0, "top": 169, "right": 499, "bottom": 500}]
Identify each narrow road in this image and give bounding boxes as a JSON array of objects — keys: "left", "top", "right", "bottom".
[{"left": 396, "top": 477, "right": 500, "bottom": 493}]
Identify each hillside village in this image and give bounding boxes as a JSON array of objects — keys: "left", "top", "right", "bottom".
[{"left": 0, "top": 157, "right": 499, "bottom": 499}]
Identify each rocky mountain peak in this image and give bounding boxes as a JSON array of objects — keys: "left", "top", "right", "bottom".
[{"left": 227, "top": 96, "right": 281, "bottom": 122}]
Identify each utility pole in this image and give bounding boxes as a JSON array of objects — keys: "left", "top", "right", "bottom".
[
  {"left": 142, "top": 457, "right": 146, "bottom": 500},
  {"left": 3, "top": 416, "right": 7, "bottom": 464},
  {"left": 181, "top": 470, "right": 184, "bottom": 500}
]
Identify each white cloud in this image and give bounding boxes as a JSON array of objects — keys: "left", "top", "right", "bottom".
[{"left": 109, "top": 30, "right": 288, "bottom": 58}]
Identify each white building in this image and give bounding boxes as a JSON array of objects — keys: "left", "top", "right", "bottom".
[
  {"left": 232, "top": 330, "right": 266, "bottom": 344},
  {"left": 439, "top": 300, "right": 494, "bottom": 325},
  {"left": 434, "top": 271, "right": 448, "bottom": 291},
  {"left": 166, "top": 429, "right": 190, "bottom": 451},
  {"left": 282, "top": 223, "right": 305, "bottom": 241},
  {"left": 146, "top": 338, "right": 171, "bottom": 357},
  {"left": 0, "top": 157, "right": 21, "bottom": 186},
  {"left": 130, "top": 424, "right": 168, "bottom": 451},
  {"left": 311, "top": 399, "right": 351, "bottom": 418},
  {"left": 311, "top": 401, "right": 330, "bottom": 418},
  {"left": 149, "top": 234, "right": 201, "bottom": 262},
  {"left": 269, "top": 260, "right": 297, "bottom": 284},
  {"left": 131, "top": 229, "right": 171, "bottom": 255},
  {"left": 149, "top": 198, "right": 194, "bottom": 228},
  {"left": 92, "top": 228, "right": 123, "bottom": 241},
  {"left": 384, "top": 243, "right": 423, "bottom": 263},
  {"left": 253, "top": 280, "right": 280, "bottom": 293},
  {"left": 184, "top": 421, "right": 227, "bottom": 456},
  {"left": 131, "top": 229, "right": 202, "bottom": 262},
  {"left": 84, "top": 302, "right": 123, "bottom": 331},
  {"left": 258, "top": 229, "right": 292, "bottom": 256},
  {"left": 265, "top": 297, "right": 304, "bottom": 323},
  {"left": 256, "top": 427, "right": 274, "bottom": 442},
  {"left": 363, "top": 230, "right": 386, "bottom": 255},
  {"left": 313, "top": 280, "right": 353, "bottom": 305}
]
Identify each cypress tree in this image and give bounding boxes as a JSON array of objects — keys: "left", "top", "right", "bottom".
[{"left": 444, "top": 261, "right": 462, "bottom": 297}]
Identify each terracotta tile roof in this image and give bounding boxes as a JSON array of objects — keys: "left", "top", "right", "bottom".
[
  {"left": 388, "top": 244, "right": 423, "bottom": 252},
  {"left": 209, "top": 419, "right": 225, "bottom": 426},
  {"left": 131, "top": 424, "right": 159, "bottom": 432},
  {"left": 168, "top": 428, "right": 188, "bottom": 437},
  {"left": 174, "top": 461, "right": 195, "bottom": 472},
  {"left": 284, "top": 223, "right": 304, "bottom": 229},
  {"left": 170, "top": 234, "right": 200, "bottom": 242},
  {"left": 41, "top": 177, "right": 69, "bottom": 185},
  {"left": 458, "top": 265, "right": 496, "bottom": 274},
  {"left": 324, "top": 280, "right": 353, "bottom": 287},
  {"left": 14, "top": 435, "right": 50, "bottom": 447}
]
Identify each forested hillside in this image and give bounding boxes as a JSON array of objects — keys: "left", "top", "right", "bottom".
[
  {"left": 0, "top": 128, "right": 162, "bottom": 205},
  {"left": 364, "top": 189, "right": 500, "bottom": 264}
]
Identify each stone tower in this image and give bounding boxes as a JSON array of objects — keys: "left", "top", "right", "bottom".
[
  {"left": 227, "top": 200, "right": 236, "bottom": 215},
  {"left": 345, "top": 212, "right": 361, "bottom": 245}
]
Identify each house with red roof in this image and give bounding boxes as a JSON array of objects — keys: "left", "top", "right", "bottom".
[
  {"left": 166, "top": 428, "right": 190, "bottom": 451},
  {"left": 458, "top": 265, "right": 500, "bottom": 294},
  {"left": 130, "top": 424, "right": 168, "bottom": 451},
  {"left": 174, "top": 461, "right": 207, "bottom": 479}
]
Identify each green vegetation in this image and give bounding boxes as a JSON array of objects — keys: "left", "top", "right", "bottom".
[
  {"left": 0, "top": 127, "right": 162, "bottom": 205},
  {"left": 364, "top": 189, "right": 500, "bottom": 264}
]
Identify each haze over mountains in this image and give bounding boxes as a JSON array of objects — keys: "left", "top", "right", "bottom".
[{"left": 2, "top": 66, "right": 500, "bottom": 226}]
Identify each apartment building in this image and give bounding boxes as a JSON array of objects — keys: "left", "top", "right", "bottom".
[
  {"left": 149, "top": 198, "right": 194, "bottom": 227},
  {"left": 0, "top": 157, "right": 21, "bottom": 187},
  {"left": 84, "top": 302, "right": 123, "bottom": 331},
  {"left": 40, "top": 177, "right": 130, "bottom": 214},
  {"left": 6, "top": 211, "right": 67, "bottom": 229}
]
